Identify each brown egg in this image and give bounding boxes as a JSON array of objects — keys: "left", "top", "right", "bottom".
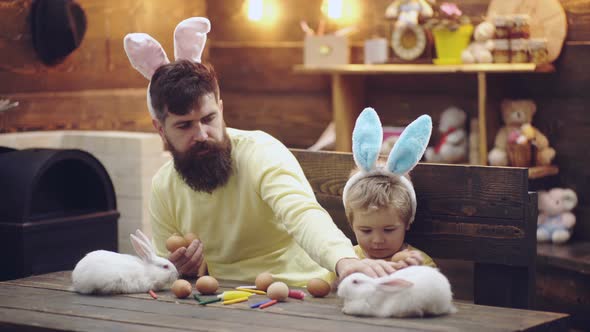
[
  {"left": 171, "top": 279, "right": 192, "bottom": 299},
  {"left": 307, "top": 278, "right": 331, "bottom": 298},
  {"left": 255, "top": 272, "right": 274, "bottom": 291},
  {"left": 195, "top": 276, "right": 219, "bottom": 295},
  {"left": 166, "top": 234, "right": 188, "bottom": 252},
  {"left": 184, "top": 232, "right": 198, "bottom": 244},
  {"left": 266, "top": 281, "right": 289, "bottom": 301},
  {"left": 392, "top": 250, "right": 411, "bottom": 262}
]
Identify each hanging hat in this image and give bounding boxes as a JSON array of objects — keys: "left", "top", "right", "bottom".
[{"left": 31, "top": 0, "right": 87, "bottom": 66}]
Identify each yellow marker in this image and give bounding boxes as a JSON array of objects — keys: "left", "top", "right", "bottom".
[
  {"left": 223, "top": 296, "right": 249, "bottom": 305},
  {"left": 236, "top": 287, "right": 266, "bottom": 295},
  {"left": 217, "top": 290, "right": 254, "bottom": 301}
]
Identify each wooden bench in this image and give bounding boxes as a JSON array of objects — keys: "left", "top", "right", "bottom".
[{"left": 291, "top": 149, "right": 537, "bottom": 309}]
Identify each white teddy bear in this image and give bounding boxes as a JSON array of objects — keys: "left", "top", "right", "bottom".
[
  {"left": 425, "top": 107, "right": 468, "bottom": 163},
  {"left": 461, "top": 21, "right": 495, "bottom": 64}
]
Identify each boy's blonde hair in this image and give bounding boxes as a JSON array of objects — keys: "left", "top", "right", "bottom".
[{"left": 343, "top": 169, "right": 413, "bottom": 228}]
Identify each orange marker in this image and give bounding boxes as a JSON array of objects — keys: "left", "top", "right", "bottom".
[
  {"left": 148, "top": 289, "right": 158, "bottom": 299},
  {"left": 259, "top": 299, "right": 278, "bottom": 309}
]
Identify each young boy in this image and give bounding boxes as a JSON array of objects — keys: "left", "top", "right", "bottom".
[{"left": 343, "top": 170, "right": 436, "bottom": 269}]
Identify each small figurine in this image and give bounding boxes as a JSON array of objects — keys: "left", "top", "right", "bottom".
[
  {"left": 425, "top": 107, "right": 468, "bottom": 164},
  {"left": 386, "top": 0, "right": 434, "bottom": 28},
  {"left": 537, "top": 188, "right": 577, "bottom": 244},
  {"left": 488, "top": 99, "right": 556, "bottom": 167}
]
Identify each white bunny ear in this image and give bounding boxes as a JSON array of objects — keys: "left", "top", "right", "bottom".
[
  {"left": 134, "top": 229, "right": 154, "bottom": 251},
  {"left": 377, "top": 278, "right": 414, "bottom": 291},
  {"left": 124, "top": 33, "right": 170, "bottom": 80},
  {"left": 386, "top": 114, "right": 432, "bottom": 175},
  {"left": 130, "top": 233, "right": 154, "bottom": 261},
  {"left": 174, "top": 17, "right": 211, "bottom": 63},
  {"left": 352, "top": 108, "right": 383, "bottom": 172}
]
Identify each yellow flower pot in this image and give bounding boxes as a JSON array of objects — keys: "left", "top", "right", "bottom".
[{"left": 432, "top": 24, "right": 474, "bottom": 65}]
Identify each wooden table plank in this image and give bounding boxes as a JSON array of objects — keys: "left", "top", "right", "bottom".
[{"left": 0, "top": 272, "right": 570, "bottom": 332}]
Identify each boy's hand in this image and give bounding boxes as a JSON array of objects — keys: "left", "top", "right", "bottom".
[
  {"left": 336, "top": 257, "right": 397, "bottom": 280},
  {"left": 391, "top": 250, "right": 424, "bottom": 269},
  {"left": 168, "top": 239, "right": 205, "bottom": 277}
]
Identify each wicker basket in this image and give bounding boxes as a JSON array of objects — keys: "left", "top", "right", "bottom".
[{"left": 507, "top": 142, "right": 533, "bottom": 167}]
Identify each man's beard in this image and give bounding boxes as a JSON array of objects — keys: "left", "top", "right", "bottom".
[{"left": 168, "top": 131, "right": 233, "bottom": 194}]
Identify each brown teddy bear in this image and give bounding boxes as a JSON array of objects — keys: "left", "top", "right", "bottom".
[{"left": 488, "top": 99, "right": 556, "bottom": 166}]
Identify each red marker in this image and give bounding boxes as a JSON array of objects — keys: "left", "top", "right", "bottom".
[
  {"left": 288, "top": 289, "right": 305, "bottom": 300},
  {"left": 148, "top": 289, "right": 158, "bottom": 299}
]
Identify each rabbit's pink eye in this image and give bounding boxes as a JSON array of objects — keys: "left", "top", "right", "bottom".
[{"left": 163, "top": 264, "right": 169, "bottom": 269}]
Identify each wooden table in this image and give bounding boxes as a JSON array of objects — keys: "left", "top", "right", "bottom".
[{"left": 0, "top": 271, "right": 569, "bottom": 331}]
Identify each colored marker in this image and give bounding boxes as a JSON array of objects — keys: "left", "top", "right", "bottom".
[
  {"left": 223, "top": 296, "right": 249, "bottom": 305},
  {"left": 217, "top": 290, "right": 254, "bottom": 300},
  {"left": 199, "top": 297, "right": 222, "bottom": 305},
  {"left": 259, "top": 299, "right": 278, "bottom": 309},
  {"left": 288, "top": 290, "right": 305, "bottom": 299},
  {"left": 236, "top": 287, "right": 266, "bottom": 295},
  {"left": 250, "top": 299, "right": 273, "bottom": 308}
]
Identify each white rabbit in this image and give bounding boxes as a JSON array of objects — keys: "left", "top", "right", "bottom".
[
  {"left": 337, "top": 266, "right": 457, "bottom": 318},
  {"left": 72, "top": 229, "right": 178, "bottom": 294}
]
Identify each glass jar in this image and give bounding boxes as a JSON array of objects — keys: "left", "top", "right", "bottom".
[
  {"left": 492, "top": 39, "right": 510, "bottom": 63},
  {"left": 529, "top": 38, "right": 549, "bottom": 64},
  {"left": 510, "top": 39, "right": 529, "bottom": 63},
  {"left": 511, "top": 14, "right": 531, "bottom": 39},
  {"left": 493, "top": 15, "right": 513, "bottom": 39}
]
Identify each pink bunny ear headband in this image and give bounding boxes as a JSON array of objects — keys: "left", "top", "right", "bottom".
[
  {"left": 123, "top": 17, "right": 211, "bottom": 119},
  {"left": 342, "top": 108, "right": 432, "bottom": 225}
]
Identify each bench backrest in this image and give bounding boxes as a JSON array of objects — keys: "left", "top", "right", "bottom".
[{"left": 291, "top": 149, "right": 537, "bottom": 309}]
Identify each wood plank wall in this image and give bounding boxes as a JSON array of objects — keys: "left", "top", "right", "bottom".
[{"left": 0, "top": 0, "right": 589, "bottom": 241}]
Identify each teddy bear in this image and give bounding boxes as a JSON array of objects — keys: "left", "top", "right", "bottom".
[
  {"left": 425, "top": 107, "right": 467, "bottom": 163},
  {"left": 488, "top": 99, "right": 556, "bottom": 166},
  {"left": 537, "top": 188, "right": 577, "bottom": 244},
  {"left": 461, "top": 21, "right": 495, "bottom": 64}
]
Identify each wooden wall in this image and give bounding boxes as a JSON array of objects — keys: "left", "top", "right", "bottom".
[
  {"left": 1, "top": 0, "right": 590, "bottom": 242},
  {"left": 0, "top": 0, "right": 206, "bottom": 131}
]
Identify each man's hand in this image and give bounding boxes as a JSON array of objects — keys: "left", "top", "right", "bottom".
[
  {"left": 168, "top": 239, "right": 204, "bottom": 277},
  {"left": 335, "top": 257, "right": 397, "bottom": 280}
]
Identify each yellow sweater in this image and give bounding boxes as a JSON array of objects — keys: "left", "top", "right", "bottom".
[{"left": 149, "top": 128, "right": 356, "bottom": 286}]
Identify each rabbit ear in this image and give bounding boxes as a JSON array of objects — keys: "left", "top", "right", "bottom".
[
  {"left": 130, "top": 233, "right": 154, "bottom": 261},
  {"left": 377, "top": 278, "right": 414, "bottom": 291},
  {"left": 134, "top": 229, "right": 152, "bottom": 248},
  {"left": 386, "top": 114, "right": 432, "bottom": 175},
  {"left": 352, "top": 108, "right": 383, "bottom": 172},
  {"left": 124, "top": 33, "right": 170, "bottom": 80},
  {"left": 174, "top": 17, "right": 211, "bottom": 63}
]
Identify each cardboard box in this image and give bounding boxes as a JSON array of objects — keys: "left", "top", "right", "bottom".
[{"left": 304, "top": 35, "right": 349, "bottom": 66}]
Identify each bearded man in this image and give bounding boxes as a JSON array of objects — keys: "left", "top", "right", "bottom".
[{"left": 148, "top": 60, "right": 397, "bottom": 286}]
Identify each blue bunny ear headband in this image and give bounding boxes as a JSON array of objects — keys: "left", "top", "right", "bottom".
[
  {"left": 123, "top": 17, "right": 211, "bottom": 119},
  {"left": 342, "top": 108, "right": 432, "bottom": 225}
]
